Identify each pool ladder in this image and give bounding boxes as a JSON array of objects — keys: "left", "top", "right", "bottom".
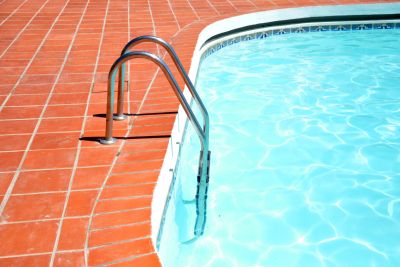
[{"left": 100, "top": 35, "right": 210, "bottom": 237}]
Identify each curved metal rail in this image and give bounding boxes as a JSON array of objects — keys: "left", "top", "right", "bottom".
[
  {"left": 114, "top": 35, "right": 209, "bottom": 139},
  {"left": 100, "top": 50, "right": 210, "bottom": 237}
]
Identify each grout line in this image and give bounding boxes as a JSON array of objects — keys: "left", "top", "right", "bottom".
[
  {"left": 0, "top": 145, "right": 120, "bottom": 153},
  {"left": 0, "top": 0, "right": 73, "bottom": 218},
  {"left": 5, "top": 102, "right": 105, "bottom": 108},
  {"left": 0, "top": 92, "right": 88, "bottom": 96},
  {"left": 165, "top": 0, "right": 181, "bottom": 30},
  {"left": 99, "top": 194, "right": 156, "bottom": 201},
  {"left": 103, "top": 181, "right": 156, "bottom": 188},
  {"left": 97, "top": 194, "right": 153, "bottom": 202},
  {"left": 49, "top": 0, "right": 112, "bottom": 266},
  {"left": 109, "top": 169, "right": 162, "bottom": 175},
  {"left": 0, "top": 249, "right": 85, "bottom": 259},
  {"left": 10, "top": 188, "right": 98, "bottom": 196},
  {"left": 119, "top": 148, "right": 167, "bottom": 154},
  {"left": 0, "top": 131, "right": 81, "bottom": 137},
  {"left": 0, "top": 0, "right": 68, "bottom": 112},
  {"left": 6, "top": 182, "right": 156, "bottom": 197},
  {"left": 0, "top": 116, "right": 84, "bottom": 122},
  {"left": 0, "top": 127, "right": 165, "bottom": 138},
  {"left": 1, "top": 215, "right": 90, "bottom": 225},
  {"left": 246, "top": 0, "right": 258, "bottom": 9},
  {"left": 93, "top": 207, "right": 150, "bottom": 217},
  {"left": 0, "top": 0, "right": 30, "bottom": 26},
  {"left": 91, "top": 220, "right": 150, "bottom": 232},
  {"left": 147, "top": 0, "right": 160, "bottom": 55},
  {"left": 225, "top": 0, "right": 239, "bottom": 12},
  {"left": 115, "top": 158, "right": 163, "bottom": 164},
  {"left": 185, "top": 0, "right": 200, "bottom": 20},
  {"left": 205, "top": 0, "right": 221, "bottom": 16},
  {"left": 97, "top": 193, "right": 153, "bottom": 199},
  {"left": 89, "top": 235, "right": 151, "bottom": 250},
  {"left": 0, "top": 165, "right": 112, "bottom": 174}
]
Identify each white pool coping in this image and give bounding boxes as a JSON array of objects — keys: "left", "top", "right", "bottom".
[{"left": 150, "top": 2, "right": 400, "bottom": 248}]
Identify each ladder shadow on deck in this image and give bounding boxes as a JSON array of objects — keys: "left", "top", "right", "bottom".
[
  {"left": 92, "top": 111, "right": 178, "bottom": 118},
  {"left": 79, "top": 134, "right": 171, "bottom": 143}
]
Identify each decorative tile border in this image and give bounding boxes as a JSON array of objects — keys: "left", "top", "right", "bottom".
[{"left": 201, "top": 21, "right": 400, "bottom": 60}]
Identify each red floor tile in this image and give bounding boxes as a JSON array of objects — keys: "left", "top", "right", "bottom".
[
  {"left": 23, "top": 148, "right": 77, "bottom": 170},
  {"left": 38, "top": 117, "right": 84, "bottom": 133},
  {"left": 13, "top": 84, "right": 53, "bottom": 94},
  {"left": 53, "top": 83, "right": 92, "bottom": 94},
  {"left": 89, "top": 222, "right": 151, "bottom": 247},
  {"left": 65, "top": 189, "right": 98, "bottom": 217},
  {"left": 117, "top": 150, "right": 166, "bottom": 164},
  {"left": 0, "top": 255, "right": 51, "bottom": 267},
  {"left": 95, "top": 197, "right": 152, "bottom": 213},
  {"left": 0, "top": 106, "right": 43, "bottom": 120},
  {"left": 78, "top": 147, "right": 119, "bottom": 167},
  {"left": 54, "top": 252, "right": 85, "bottom": 267},
  {"left": 0, "top": 172, "right": 14, "bottom": 195},
  {"left": 13, "top": 169, "right": 72, "bottom": 194},
  {"left": 30, "top": 132, "right": 80, "bottom": 150},
  {"left": 92, "top": 208, "right": 151, "bottom": 229},
  {"left": 0, "top": 221, "right": 58, "bottom": 255},
  {"left": 112, "top": 160, "right": 163, "bottom": 173},
  {"left": 88, "top": 238, "right": 154, "bottom": 266},
  {"left": 6, "top": 94, "right": 48, "bottom": 106},
  {"left": 2, "top": 193, "right": 66, "bottom": 221},
  {"left": 107, "top": 171, "right": 159, "bottom": 185},
  {"left": 100, "top": 184, "right": 156, "bottom": 199},
  {"left": 0, "top": 134, "right": 31, "bottom": 152},
  {"left": 0, "top": 119, "right": 38, "bottom": 135},
  {"left": 58, "top": 218, "right": 89, "bottom": 250},
  {"left": 110, "top": 253, "right": 161, "bottom": 267},
  {"left": 49, "top": 93, "right": 89, "bottom": 105},
  {"left": 71, "top": 166, "right": 109, "bottom": 190},
  {"left": 43, "top": 104, "right": 86, "bottom": 118},
  {"left": 0, "top": 152, "right": 24, "bottom": 172}
]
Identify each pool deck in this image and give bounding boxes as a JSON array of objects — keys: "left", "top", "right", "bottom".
[{"left": 0, "top": 0, "right": 397, "bottom": 266}]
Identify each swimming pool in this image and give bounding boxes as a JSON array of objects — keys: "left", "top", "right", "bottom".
[{"left": 158, "top": 22, "right": 400, "bottom": 267}]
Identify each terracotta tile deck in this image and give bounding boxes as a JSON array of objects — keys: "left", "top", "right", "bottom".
[{"left": 0, "top": 0, "right": 396, "bottom": 266}]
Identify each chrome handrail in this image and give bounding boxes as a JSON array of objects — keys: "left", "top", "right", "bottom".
[
  {"left": 115, "top": 35, "right": 209, "bottom": 139},
  {"left": 100, "top": 50, "right": 210, "bottom": 237}
]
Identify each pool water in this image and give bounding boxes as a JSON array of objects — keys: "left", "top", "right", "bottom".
[{"left": 159, "top": 28, "right": 400, "bottom": 267}]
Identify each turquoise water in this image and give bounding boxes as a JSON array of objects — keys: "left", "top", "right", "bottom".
[{"left": 159, "top": 28, "right": 400, "bottom": 267}]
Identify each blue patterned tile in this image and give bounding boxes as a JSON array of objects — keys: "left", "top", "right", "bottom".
[
  {"left": 352, "top": 24, "right": 373, "bottom": 30},
  {"left": 241, "top": 33, "right": 256, "bottom": 41},
  {"left": 227, "top": 37, "right": 241, "bottom": 46},
  {"left": 374, "top": 23, "right": 394, "bottom": 29},
  {"left": 310, "top": 25, "right": 329, "bottom": 32},
  {"left": 291, "top": 27, "right": 310, "bottom": 33},
  {"left": 201, "top": 21, "right": 400, "bottom": 61},
  {"left": 256, "top": 31, "right": 271, "bottom": 39},
  {"left": 331, "top": 24, "right": 351, "bottom": 31},
  {"left": 272, "top": 28, "right": 289, "bottom": 35}
]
